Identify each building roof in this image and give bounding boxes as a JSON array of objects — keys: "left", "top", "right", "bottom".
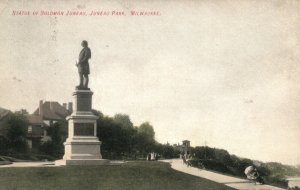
[
  {"left": 26, "top": 114, "right": 45, "bottom": 125},
  {"left": 0, "top": 107, "right": 11, "bottom": 136},
  {"left": 32, "top": 101, "right": 71, "bottom": 121},
  {"left": 0, "top": 107, "right": 10, "bottom": 120}
]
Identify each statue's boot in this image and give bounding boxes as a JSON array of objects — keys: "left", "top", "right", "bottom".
[{"left": 76, "top": 85, "right": 83, "bottom": 90}]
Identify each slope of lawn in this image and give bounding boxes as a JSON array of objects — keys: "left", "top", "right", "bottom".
[{"left": 0, "top": 161, "right": 235, "bottom": 190}]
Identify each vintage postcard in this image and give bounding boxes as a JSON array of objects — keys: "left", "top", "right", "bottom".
[{"left": 0, "top": 0, "right": 299, "bottom": 189}]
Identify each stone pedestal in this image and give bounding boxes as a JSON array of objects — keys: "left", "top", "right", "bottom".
[{"left": 55, "top": 90, "right": 109, "bottom": 165}]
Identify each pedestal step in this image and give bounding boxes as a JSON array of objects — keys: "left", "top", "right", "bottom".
[
  {"left": 55, "top": 159, "right": 109, "bottom": 166},
  {"left": 63, "top": 137, "right": 103, "bottom": 160}
]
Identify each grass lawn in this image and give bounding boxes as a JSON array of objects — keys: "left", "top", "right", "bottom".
[{"left": 0, "top": 161, "right": 235, "bottom": 190}]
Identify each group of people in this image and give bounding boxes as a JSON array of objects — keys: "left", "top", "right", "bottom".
[
  {"left": 181, "top": 154, "right": 191, "bottom": 167},
  {"left": 147, "top": 152, "right": 158, "bottom": 161},
  {"left": 181, "top": 156, "right": 264, "bottom": 185},
  {"left": 244, "top": 166, "right": 265, "bottom": 185}
]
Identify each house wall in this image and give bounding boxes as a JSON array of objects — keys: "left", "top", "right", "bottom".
[
  {"left": 27, "top": 125, "right": 44, "bottom": 137},
  {"left": 44, "top": 120, "right": 58, "bottom": 126}
]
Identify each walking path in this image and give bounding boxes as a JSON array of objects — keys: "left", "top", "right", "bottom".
[
  {"left": 0, "top": 160, "right": 125, "bottom": 167},
  {"left": 0, "top": 161, "right": 56, "bottom": 167},
  {"left": 161, "top": 159, "right": 285, "bottom": 190}
]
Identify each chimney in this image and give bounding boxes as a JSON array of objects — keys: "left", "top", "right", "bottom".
[
  {"left": 39, "top": 100, "right": 43, "bottom": 116},
  {"left": 68, "top": 102, "right": 73, "bottom": 113},
  {"left": 62, "top": 103, "right": 67, "bottom": 109}
]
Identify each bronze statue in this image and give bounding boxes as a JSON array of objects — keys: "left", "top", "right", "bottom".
[{"left": 76, "top": 40, "right": 91, "bottom": 90}]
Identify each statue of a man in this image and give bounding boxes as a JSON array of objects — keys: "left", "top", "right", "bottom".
[{"left": 76, "top": 40, "right": 91, "bottom": 89}]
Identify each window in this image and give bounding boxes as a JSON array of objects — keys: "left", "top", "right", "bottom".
[{"left": 28, "top": 126, "right": 32, "bottom": 133}]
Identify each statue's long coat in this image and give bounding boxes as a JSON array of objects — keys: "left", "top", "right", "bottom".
[{"left": 78, "top": 47, "right": 91, "bottom": 74}]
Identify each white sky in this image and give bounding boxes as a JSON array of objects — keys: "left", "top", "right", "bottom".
[{"left": 0, "top": 0, "right": 300, "bottom": 165}]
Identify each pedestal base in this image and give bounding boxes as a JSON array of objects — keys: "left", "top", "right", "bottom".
[
  {"left": 55, "top": 89, "right": 109, "bottom": 166},
  {"left": 55, "top": 137, "right": 110, "bottom": 165},
  {"left": 63, "top": 136, "right": 102, "bottom": 159}
]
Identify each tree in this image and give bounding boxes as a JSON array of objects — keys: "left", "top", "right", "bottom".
[
  {"left": 14, "top": 109, "right": 28, "bottom": 115},
  {"left": 113, "top": 114, "right": 134, "bottom": 129},
  {"left": 94, "top": 110, "right": 159, "bottom": 159},
  {"left": 214, "top": 148, "right": 231, "bottom": 164},
  {"left": 113, "top": 114, "right": 137, "bottom": 158},
  {"left": 39, "top": 120, "right": 67, "bottom": 158},
  {"left": 158, "top": 144, "right": 180, "bottom": 159},
  {"left": 193, "top": 146, "right": 215, "bottom": 160},
  {"left": 138, "top": 122, "right": 155, "bottom": 140},
  {"left": 92, "top": 109, "right": 104, "bottom": 119},
  {"left": 96, "top": 112, "right": 125, "bottom": 159},
  {"left": 137, "top": 122, "right": 155, "bottom": 155},
  {"left": 6, "top": 113, "right": 29, "bottom": 153},
  {"left": 0, "top": 136, "right": 9, "bottom": 155}
]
